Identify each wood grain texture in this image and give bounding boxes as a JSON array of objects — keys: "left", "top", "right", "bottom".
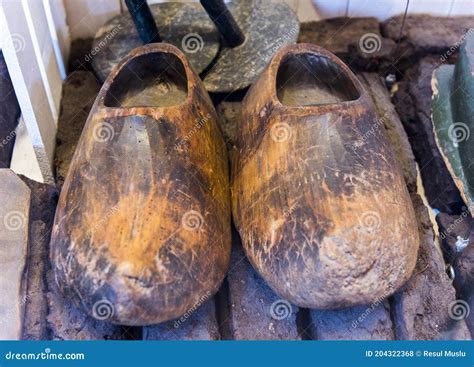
[
  {"left": 50, "top": 44, "right": 231, "bottom": 326},
  {"left": 231, "top": 44, "right": 419, "bottom": 309}
]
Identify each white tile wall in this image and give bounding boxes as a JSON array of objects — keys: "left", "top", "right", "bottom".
[
  {"left": 449, "top": 0, "right": 474, "bottom": 16},
  {"left": 64, "top": 0, "right": 474, "bottom": 40}
]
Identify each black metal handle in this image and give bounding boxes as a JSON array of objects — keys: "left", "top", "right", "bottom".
[
  {"left": 200, "top": 0, "right": 244, "bottom": 48},
  {"left": 125, "top": 0, "right": 161, "bottom": 44}
]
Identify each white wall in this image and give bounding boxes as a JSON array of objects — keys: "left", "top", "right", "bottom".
[
  {"left": 64, "top": 0, "right": 122, "bottom": 40},
  {"left": 314, "top": 0, "right": 473, "bottom": 20},
  {"left": 64, "top": 0, "right": 474, "bottom": 40},
  {"left": 63, "top": 0, "right": 320, "bottom": 39}
]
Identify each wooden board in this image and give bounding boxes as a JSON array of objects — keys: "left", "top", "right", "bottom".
[{"left": 0, "top": 169, "right": 30, "bottom": 340}]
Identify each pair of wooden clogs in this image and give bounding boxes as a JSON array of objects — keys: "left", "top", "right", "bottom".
[{"left": 50, "top": 43, "right": 419, "bottom": 326}]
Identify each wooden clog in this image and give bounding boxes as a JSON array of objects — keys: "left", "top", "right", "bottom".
[
  {"left": 50, "top": 44, "right": 231, "bottom": 325},
  {"left": 231, "top": 43, "right": 419, "bottom": 309}
]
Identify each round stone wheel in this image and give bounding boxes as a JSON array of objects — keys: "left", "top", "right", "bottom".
[
  {"left": 202, "top": 0, "right": 300, "bottom": 93},
  {"left": 91, "top": 2, "right": 220, "bottom": 82}
]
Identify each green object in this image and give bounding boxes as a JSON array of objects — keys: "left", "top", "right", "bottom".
[{"left": 432, "top": 29, "right": 474, "bottom": 213}]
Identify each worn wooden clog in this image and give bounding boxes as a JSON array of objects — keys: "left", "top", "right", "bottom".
[
  {"left": 50, "top": 44, "right": 231, "bottom": 326},
  {"left": 231, "top": 43, "right": 419, "bottom": 309}
]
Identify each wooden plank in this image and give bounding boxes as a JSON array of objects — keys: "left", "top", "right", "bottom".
[
  {"left": 0, "top": 169, "right": 30, "bottom": 340},
  {"left": 44, "top": 0, "right": 70, "bottom": 79},
  {"left": 22, "top": 0, "right": 62, "bottom": 120},
  {"left": 10, "top": 117, "right": 45, "bottom": 183},
  {"left": 20, "top": 176, "right": 58, "bottom": 340},
  {"left": 0, "top": 2, "right": 57, "bottom": 183}
]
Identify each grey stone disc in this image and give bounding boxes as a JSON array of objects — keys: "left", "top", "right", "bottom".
[
  {"left": 203, "top": 0, "right": 300, "bottom": 93},
  {"left": 91, "top": 3, "right": 220, "bottom": 82}
]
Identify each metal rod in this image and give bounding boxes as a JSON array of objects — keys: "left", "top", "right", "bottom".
[
  {"left": 200, "top": 0, "right": 245, "bottom": 48},
  {"left": 125, "top": 0, "right": 161, "bottom": 44}
]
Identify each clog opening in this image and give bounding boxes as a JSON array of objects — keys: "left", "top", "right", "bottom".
[
  {"left": 104, "top": 52, "right": 188, "bottom": 108},
  {"left": 276, "top": 53, "right": 360, "bottom": 106}
]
